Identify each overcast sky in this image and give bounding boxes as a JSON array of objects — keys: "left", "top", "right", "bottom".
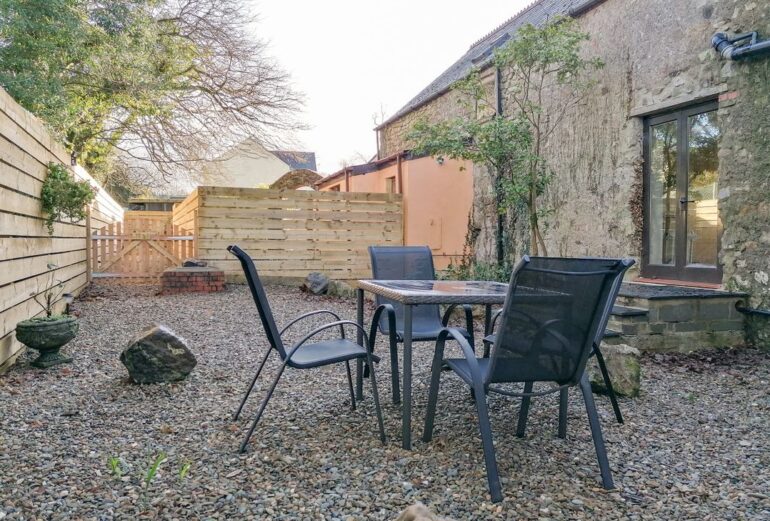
[{"left": 251, "top": 0, "right": 532, "bottom": 173}]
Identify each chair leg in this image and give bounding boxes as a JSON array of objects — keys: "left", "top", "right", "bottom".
[
  {"left": 579, "top": 374, "right": 615, "bottom": 489},
  {"left": 239, "top": 362, "right": 287, "bottom": 453},
  {"left": 516, "top": 382, "right": 534, "bottom": 438},
  {"left": 233, "top": 347, "right": 273, "bottom": 421},
  {"left": 388, "top": 336, "right": 401, "bottom": 404},
  {"left": 558, "top": 388, "right": 568, "bottom": 439},
  {"left": 345, "top": 361, "right": 356, "bottom": 411},
  {"left": 472, "top": 379, "right": 503, "bottom": 503},
  {"left": 422, "top": 340, "right": 445, "bottom": 442},
  {"left": 594, "top": 347, "right": 624, "bottom": 424},
  {"left": 367, "top": 355, "right": 387, "bottom": 444}
]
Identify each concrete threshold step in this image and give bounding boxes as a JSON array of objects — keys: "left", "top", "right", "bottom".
[{"left": 619, "top": 282, "right": 747, "bottom": 300}]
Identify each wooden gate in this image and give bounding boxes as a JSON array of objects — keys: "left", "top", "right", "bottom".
[{"left": 91, "top": 215, "right": 195, "bottom": 281}]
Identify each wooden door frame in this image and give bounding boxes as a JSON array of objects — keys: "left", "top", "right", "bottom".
[{"left": 641, "top": 100, "right": 723, "bottom": 284}]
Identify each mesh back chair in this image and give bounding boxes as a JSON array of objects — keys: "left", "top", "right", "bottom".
[
  {"left": 368, "top": 246, "right": 475, "bottom": 404},
  {"left": 423, "top": 256, "right": 634, "bottom": 503},
  {"left": 482, "top": 256, "right": 633, "bottom": 425},
  {"left": 227, "top": 245, "right": 385, "bottom": 452}
]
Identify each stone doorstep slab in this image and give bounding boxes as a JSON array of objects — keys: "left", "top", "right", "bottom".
[{"left": 619, "top": 282, "right": 748, "bottom": 300}]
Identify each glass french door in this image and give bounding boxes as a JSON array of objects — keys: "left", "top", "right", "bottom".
[{"left": 643, "top": 101, "right": 722, "bottom": 283}]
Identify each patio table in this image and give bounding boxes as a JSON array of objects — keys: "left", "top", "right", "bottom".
[{"left": 355, "top": 279, "right": 508, "bottom": 450}]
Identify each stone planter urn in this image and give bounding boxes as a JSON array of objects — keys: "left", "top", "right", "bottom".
[{"left": 15, "top": 315, "right": 79, "bottom": 368}]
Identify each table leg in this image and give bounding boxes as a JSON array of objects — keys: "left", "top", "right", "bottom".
[
  {"left": 356, "top": 288, "right": 364, "bottom": 400},
  {"left": 402, "top": 305, "right": 413, "bottom": 450}
]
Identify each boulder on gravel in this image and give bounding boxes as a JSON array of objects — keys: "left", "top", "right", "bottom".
[
  {"left": 302, "top": 272, "right": 330, "bottom": 295},
  {"left": 590, "top": 343, "right": 641, "bottom": 397},
  {"left": 120, "top": 325, "right": 197, "bottom": 384},
  {"left": 395, "top": 503, "right": 455, "bottom": 521},
  {"left": 327, "top": 280, "right": 355, "bottom": 298}
]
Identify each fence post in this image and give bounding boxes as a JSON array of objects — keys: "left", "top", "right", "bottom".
[{"left": 85, "top": 205, "right": 92, "bottom": 283}]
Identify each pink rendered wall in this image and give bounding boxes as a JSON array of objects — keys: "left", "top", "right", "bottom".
[
  {"left": 319, "top": 157, "right": 472, "bottom": 270},
  {"left": 401, "top": 157, "right": 472, "bottom": 269}
]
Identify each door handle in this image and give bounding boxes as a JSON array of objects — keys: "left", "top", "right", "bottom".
[{"left": 679, "top": 196, "right": 695, "bottom": 206}]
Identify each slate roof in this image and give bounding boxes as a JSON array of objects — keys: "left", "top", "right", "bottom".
[
  {"left": 376, "top": 0, "right": 591, "bottom": 129},
  {"left": 270, "top": 150, "right": 318, "bottom": 171}
]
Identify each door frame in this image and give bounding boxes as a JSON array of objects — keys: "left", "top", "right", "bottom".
[{"left": 641, "top": 100, "right": 723, "bottom": 284}]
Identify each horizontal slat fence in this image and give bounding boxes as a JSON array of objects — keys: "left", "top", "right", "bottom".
[
  {"left": 0, "top": 87, "right": 122, "bottom": 370},
  {"left": 173, "top": 186, "right": 403, "bottom": 281}
]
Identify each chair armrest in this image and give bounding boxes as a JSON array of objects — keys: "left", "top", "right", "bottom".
[
  {"left": 441, "top": 304, "right": 475, "bottom": 333},
  {"left": 437, "top": 327, "right": 484, "bottom": 388},
  {"left": 489, "top": 308, "right": 504, "bottom": 333},
  {"left": 369, "top": 304, "right": 397, "bottom": 353},
  {"left": 280, "top": 310, "right": 343, "bottom": 338},
  {"left": 287, "top": 320, "right": 379, "bottom": 363}
]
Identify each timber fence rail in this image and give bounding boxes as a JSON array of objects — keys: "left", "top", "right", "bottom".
[
  {"left": 0, "top": 87, "right": 122, "bottom": 369},
  {"left": 172, "top": 186, "right": 404, "bottom": 281}
]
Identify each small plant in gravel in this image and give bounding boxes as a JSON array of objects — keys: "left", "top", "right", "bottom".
[
  {"left": 144, "top": 452, "right": 167, "bottom": 488},
  {"left": 178, "top": 461, "right": 192, "bottom": 481},
  {"left": 140, "top": 452, "right": 167, "bottom": 507},
  {"left": 107, "top": 456, "right": 123, "bottom": 478}
]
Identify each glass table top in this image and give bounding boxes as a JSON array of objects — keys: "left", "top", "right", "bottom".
[{"left": 357, "top": 279, "right": 509, "bottom": 304}]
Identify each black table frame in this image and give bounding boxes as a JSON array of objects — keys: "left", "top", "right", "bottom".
[{"left": 354, "top": 279, "right": 508, "bottom": 449}]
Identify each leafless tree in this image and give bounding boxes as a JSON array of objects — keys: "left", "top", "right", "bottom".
[{"left": 107, "top": 0, "right": 305, "bottom": 185}]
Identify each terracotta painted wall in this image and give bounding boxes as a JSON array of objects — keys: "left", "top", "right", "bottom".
[{"left": 319, "top": 157, "right": 473, "bottom": 269}]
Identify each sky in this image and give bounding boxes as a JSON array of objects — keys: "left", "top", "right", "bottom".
[{"left": 251, "top": 0, "right": 533, "bottom": 173}]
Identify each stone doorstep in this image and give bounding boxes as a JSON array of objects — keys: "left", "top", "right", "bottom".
[{"left": 608, "top": 283, "right": 747, "bottom": 351}]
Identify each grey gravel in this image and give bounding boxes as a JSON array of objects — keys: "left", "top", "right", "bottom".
[{"left": 0, "top": 283, "right": 769, "bottom": 520}]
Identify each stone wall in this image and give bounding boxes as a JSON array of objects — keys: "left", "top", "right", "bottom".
[
  {"left": 378, "top": 0, "right": 770, "bottom": 345},
  {"left": 515, "top": 0, "right": 769, "bottom": 344},
  {"left": 715, "top": 5, "right": 770, "bottom": 347}
]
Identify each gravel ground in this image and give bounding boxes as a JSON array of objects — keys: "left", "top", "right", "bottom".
[{"left": 1, "top": 283, "right": 769, "bottom": 520}]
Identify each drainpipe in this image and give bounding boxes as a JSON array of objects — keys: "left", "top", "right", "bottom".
[
  {"left": 396, "top": 153, "right": 403, "bottom": 194},
  {"left": 712, "top": 32, "right": 770, "bottom": 60},
  {"left": 344, "top": 168, "right": 350, "bottom": 192}
]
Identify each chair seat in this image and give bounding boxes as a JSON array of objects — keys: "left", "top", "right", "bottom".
[
  {"left": 445, "top": 357, "right": 493, "bottom": 386},
  {"left": 289, "top": 339, "right": 380, "bottom": 369},
  {"left": 390, "top": 326, "right": 471, "bottom": 343}
]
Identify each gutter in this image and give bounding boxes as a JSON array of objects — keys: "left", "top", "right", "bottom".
[{"left": 736, "top": 303, "right": 770, "bottom": 318}]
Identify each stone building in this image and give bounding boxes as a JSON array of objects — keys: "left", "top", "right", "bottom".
[{"left": 375, "top": 0, "right": 770, "bottom": 347}]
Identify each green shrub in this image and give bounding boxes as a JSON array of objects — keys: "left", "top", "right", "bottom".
[{"left": 41, "top": 163, "right": 96, "bottom": 235}]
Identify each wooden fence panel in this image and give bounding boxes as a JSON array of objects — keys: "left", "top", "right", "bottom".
[
  {"left": 173, "top": 186, "right": 403, "bottom": 281},
  {"left": 0, "top": 88, "right": 122, "bottom": 370}
]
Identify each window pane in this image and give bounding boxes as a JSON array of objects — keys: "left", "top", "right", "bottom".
[
  {"left": 649, "top": 120, "right": 678, "bottom": 266},
  {"left": 686, "top": 110, "right": 720, "bottom": 267}
]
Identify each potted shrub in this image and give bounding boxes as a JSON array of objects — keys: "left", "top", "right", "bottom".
[{"left": 15, "top": 264, "right": 79, "bottom": 368}]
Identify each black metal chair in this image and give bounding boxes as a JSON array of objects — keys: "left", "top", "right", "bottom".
[
  {"left": 423, "top": 255, "right": 634, "bottom": 503},
  {"left": 367, "top": 245, "right": 475, "bottom": 404},
  {"left": 227, "top": 245, "right": 386, "bottom": 453},
  {"left": 482, "top": 256, "right": 633, "bottom": 425}
]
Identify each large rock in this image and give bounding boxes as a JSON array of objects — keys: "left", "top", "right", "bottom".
[
  {"left": 302, "top": 272, "right": 330, "bottom": 295},
  {"left": 327, "top": 280, "right": 355, "bottom": 299},
  {"left": 589, "top": 343, "right": 641, "bottom": 398},
  {"left": 120, "top": 325, "right": 197, "bottom": 384},
  {"left": 395, "top": 503, "right": 455, "bottom": 521}
]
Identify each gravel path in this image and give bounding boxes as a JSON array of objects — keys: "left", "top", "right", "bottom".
[{"left": 1, "top": 284, "right": 768, "bottom": 520}]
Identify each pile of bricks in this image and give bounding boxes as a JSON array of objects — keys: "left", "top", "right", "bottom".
[{"left": 161, "top": 267, "right": 225, "bottom": 295}]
